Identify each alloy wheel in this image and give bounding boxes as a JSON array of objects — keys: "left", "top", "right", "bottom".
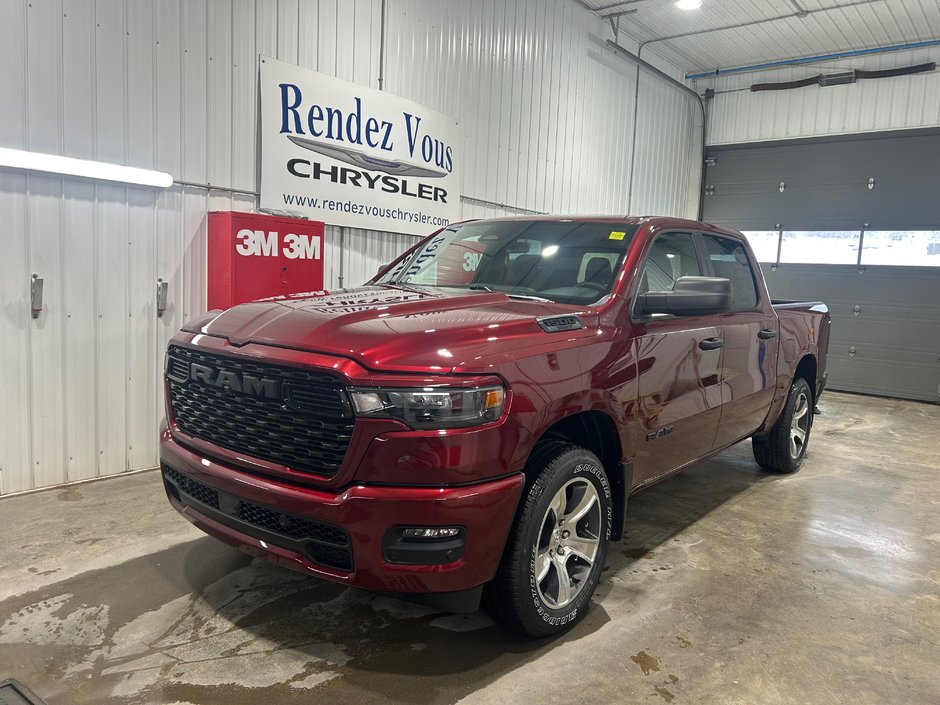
[
  {"left": 533, "top": 478, "right": 602, "bottom": 609},
  {"left": 790, "top": 390, "right": 810, "bottom": 459}
]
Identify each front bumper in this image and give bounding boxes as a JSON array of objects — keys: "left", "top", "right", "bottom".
[{"left": 160, "top": 427, "right": 525, "bottom": 595}]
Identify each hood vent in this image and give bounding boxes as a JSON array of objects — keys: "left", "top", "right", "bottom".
[{"left": 537, "top": 315, "right": 585, "bottom": 333}]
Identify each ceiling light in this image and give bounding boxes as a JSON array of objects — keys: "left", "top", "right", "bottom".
[
  {"left": 676, "top": 0, "right": 703, "bottom": 9},
  {"left": 0, "top": 147, "right": 173, "bottom": 187}
]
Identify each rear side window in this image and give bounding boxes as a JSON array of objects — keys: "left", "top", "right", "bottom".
[
  {"left": 702, "top": 234, "right": 759, "bottom": 311},
  {"left": 637, "top": 232, "right": 702, "bottom": 294}
]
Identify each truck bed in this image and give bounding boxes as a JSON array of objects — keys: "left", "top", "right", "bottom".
[{"left": 771, "top": 300, "right": 828, "bottom": 312}]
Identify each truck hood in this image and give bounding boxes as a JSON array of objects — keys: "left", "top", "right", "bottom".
[{"left": 193, "top": 286, "right": 600, "bottom": 374}]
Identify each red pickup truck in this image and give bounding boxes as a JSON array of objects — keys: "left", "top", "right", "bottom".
[{"left": 160, "top": 216, "right": 830, "bottom": 636}]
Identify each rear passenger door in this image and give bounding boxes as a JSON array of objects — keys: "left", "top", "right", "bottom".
[
  {"left": 701, "top": 233, "right": 779, "bottom": 447},
  {"left": 632, "top": 232, "right": 724, "bottom": 486}
]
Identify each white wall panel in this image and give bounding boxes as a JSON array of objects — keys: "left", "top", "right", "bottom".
[
  {"left": 62, "top": 180, "right": 97, "bottom": 483},
  {"left": 338, "top": 228, "right": 421, "bottom": 292},
  {"left": 0, "top": 172, "right": 32, "bottom": 496},
  {"left": 0, "top": 0, "right": 30, "bottom": 495},
  {"left": 95, "top": 184, "right": 129, "bottom": 480},
  {"left": 0, "top": 0, "right": 699, "bottom": 493},
  {"left": 703, "top": 46, "right": 940, "bottom": 145}
]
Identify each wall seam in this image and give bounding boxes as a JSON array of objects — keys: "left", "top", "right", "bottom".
[
  {"left": 58, "top": 0, "right": 69, "bottom": 485},
  {"left": 24, "top": 1, "right": 35, "bottom": 490}
]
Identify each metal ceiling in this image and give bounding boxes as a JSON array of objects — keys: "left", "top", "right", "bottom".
[{"left": 579, "top": 0, "right": 940, "bottom": 75}]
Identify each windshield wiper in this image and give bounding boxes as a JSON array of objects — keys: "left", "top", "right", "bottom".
[
  {"left": 381, "top": 280, "right": 427, "bottom": 293},
  {"left": 467, "top": 284, "right": 556, "bottom": 303},
  {"left": 505, "top": 293, "right": 555, "bottom": 303},
  {"left": 427, "top": 283, "right": 555, "bottom": 303}
]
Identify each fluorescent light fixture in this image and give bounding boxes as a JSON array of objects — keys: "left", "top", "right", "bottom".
[
  {"left": 676, "top": 0, "right": 702, "bottom": 9},
  {"left": 0, "top": 147, "right": 173, "bottom": 187}
]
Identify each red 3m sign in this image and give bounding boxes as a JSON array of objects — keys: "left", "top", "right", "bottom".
[{"left": 207, "top": 211, "right": 325, "bottom": 309}]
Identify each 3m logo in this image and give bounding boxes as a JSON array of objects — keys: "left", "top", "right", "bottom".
[
  {"left": 235, "top": 229, "right": 322, "bottom": 260},
  {"left": 463, "top": 251, "right": 482, "bottom": 271},
  {"left": 236, "top": 229, "right": 277, "bottom": 257},
  {"left": 283, "top": 233, "right": 320, "bottom": 260}
]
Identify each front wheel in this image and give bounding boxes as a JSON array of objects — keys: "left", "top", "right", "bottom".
[
  {"left": 752, "top": 377, "right": 814, "bottom": 473},
  {"left": 487, "top": 442, "right": 612, "bottom": 637}
]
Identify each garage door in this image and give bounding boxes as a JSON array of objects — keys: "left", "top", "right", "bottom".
[{"left": 702, "top": 129, "right": 940, "bottom": 403}]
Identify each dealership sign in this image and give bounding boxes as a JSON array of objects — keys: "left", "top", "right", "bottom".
[{"left": 259, "top": 56, "right": 460, "bottom": 236}]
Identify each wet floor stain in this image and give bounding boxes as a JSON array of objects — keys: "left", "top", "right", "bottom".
[
  {"left": 654, "top": 685, "right": 675, "bottom": 702},
  {"left": 26, "top": 567, "right": 63, "bottom": 576},
  {"left": 0, "top": 538, "right": 615, "bottom": 705},
  {"left": 623, "top": 547, "right": 655, "bottom": 560},
  {"left": 653, "top": 674, "right": 679, "bottom": 702},
  {"left": 630, "top": 650, "right": 661, "bottom": 675}
]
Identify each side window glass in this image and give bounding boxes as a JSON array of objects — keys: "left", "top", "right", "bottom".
[
  {"left": 702, "top": 234, "right": 759, "bottom": 311},
  {"left": 638, "top": 232, "right": 702, "bottom": 295}
]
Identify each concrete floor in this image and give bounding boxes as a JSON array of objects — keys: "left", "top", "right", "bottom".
[{"left": 1, "top": 391, "right": 938, "bottom": 705}]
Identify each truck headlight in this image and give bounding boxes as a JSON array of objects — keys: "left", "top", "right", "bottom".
[{"left": 348, "top": 386, "right": 505, "bottom": 429}]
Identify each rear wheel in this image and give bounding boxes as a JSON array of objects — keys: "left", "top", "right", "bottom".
[
  {"left": 487, "top": 442, "right": 612, "bottom": 637},
  {"left": 752, "top": 377, "right": 814, "bottom": 473}
]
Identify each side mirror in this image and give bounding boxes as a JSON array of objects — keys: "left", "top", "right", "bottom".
[
  {"left": 376, "top": 263, "right": 389, "bottom": 277},
  {"left": 637, "top": 276, "right": 732, "bottom": 316}
]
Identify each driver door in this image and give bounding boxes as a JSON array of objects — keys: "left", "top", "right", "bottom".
[{"left": 632, "top": 232, "right": 724, "bottom": 486}]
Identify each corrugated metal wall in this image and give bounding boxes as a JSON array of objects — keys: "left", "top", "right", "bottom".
[
  {"left": 0, "top": 0, "right": 700, "bottom": 494},
  {"left": 702, "top": 46, "right": 940, "bottom": 145}
]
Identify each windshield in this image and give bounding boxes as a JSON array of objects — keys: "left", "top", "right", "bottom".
[{"left": 375, "top": 220, "right": 637, "bottom": 306}]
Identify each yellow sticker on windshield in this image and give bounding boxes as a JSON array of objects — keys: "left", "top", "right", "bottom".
[{"left": 609, "top": 231, "right": 626, "bottom": 241}]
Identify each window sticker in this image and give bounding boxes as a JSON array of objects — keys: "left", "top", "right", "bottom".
[{"left": 609, "top": 231, "right": 626, "bottom": 241}]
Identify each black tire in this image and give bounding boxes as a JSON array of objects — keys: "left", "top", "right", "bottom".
[
  {"left": 486, "top": 441, "right": 612, "bottom": 637},
  {"left": 752, "top": 377, "right": 814, "bottom": 474}
]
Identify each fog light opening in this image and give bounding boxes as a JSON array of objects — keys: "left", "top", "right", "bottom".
[{"left": 165, "top": 480, "right": 181, "bottom": 503}]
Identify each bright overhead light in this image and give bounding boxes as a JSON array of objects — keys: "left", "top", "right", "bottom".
[
  {"left": 0, "top": 147, "right": 173, "bottom": 187},
  {"left": 676, "top": 0, "right": 703, "bottom": 9}
]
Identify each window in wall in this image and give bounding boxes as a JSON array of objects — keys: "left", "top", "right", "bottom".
[
  {"left": 860, "top": 231, "right": 940, "bottom": 267},
  {"left": 701, "top": 235, "right": 759, "bottom": 311},
  {"left": 740, "top": 231, "right": 780, "bottom": 264},
  {"left": 779, "top": 231, "right": 861, "bottom": 264}
]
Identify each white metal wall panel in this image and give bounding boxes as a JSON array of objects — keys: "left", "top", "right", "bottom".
[
  {"left": 338, "top": 229, "right": 422, "bottom": 291},
  {"left": 580, "top": 0, "right": 940, "bottom": 76},
  {"left": 632, "top": 70, "right": 701, "bottom": 217},
  {"left": 0, "top": 172, "right": 31, "bottom": 496},
  {"left": 384, "top": 0, "right": 698, "bottom": 217},
  {"left": 704, "top": 46, "right": 940, "bottom": 145},
  {"left": 0, "top": 0, "right": 698, "bottom": 493},
  {"left": 0, "top": 0, "right": 29, "bottom": 496}
]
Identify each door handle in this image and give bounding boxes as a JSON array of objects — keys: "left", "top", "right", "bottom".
[
  {"left": 31, "top": 274, "right": 44, "bottom": 319},
  {"left": 758, "top": 328, "right": 777, "bottom": 339},
  {"left": 699, "top": 337, "right": 724, "bottom": 351}
]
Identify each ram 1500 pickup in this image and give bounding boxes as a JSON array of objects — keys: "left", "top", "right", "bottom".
[{"left": 160, "top": 216, "right": 830, "bottom": 636}]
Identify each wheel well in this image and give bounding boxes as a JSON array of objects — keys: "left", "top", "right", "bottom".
[
  {"left": 794, "top": 355, "right": 817, "bottom": 402},
  {"left": 537, "top": 411, "right": 629, "bottom": 541}
]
